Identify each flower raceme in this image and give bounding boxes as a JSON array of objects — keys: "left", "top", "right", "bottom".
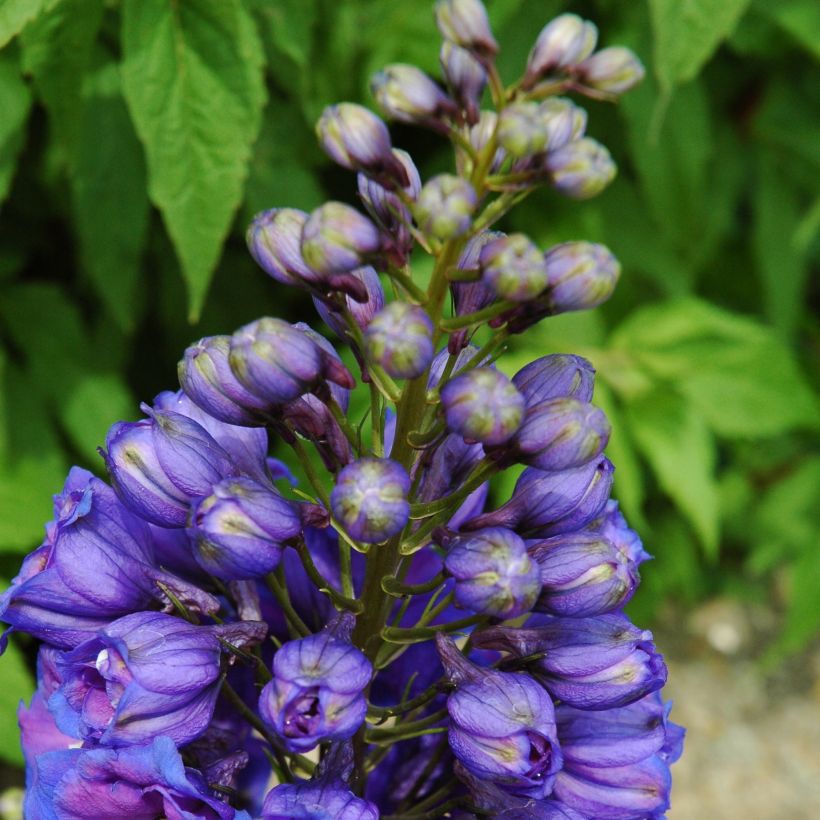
[{"left": 2, "top": 2, "right": 682, "bottom": 817}]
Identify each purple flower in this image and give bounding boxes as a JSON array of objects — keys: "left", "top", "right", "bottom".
[
  {"left": 437, "top": 634, "right": 563, "bottom": 798},
  {"left": 545, "top": 139, "right": 617, "bottom": 200},
  {"left": 444, "top": 527, "right": 541, "bottom": 618},
  {"left": 435, "top": 0, "right": 499, "bottom": 59},
  {"left": 440, "top": 41, "right": 486, "bottom": 124},
  {"left": 301, "top": 202, "right": 382, "bottom": 276},
  {"left": 512, "top": 354, "right": 595, "bottom": 407},
  {"left": 371, "top": 64, "right": 458, "bottom": 132},
  {"left": 538, "top": 98, "right": 587, "bottom": 152},
  {"left": 499, "top": 103, "right": 551, "bottom": 158},
  {"left": 364, "top": 301, "right": 434, "bottom": 380},
  {"left": 187, "top": 477, "right": 302, "bottom": 580},
  {"left": 543, "top": 241, "right": 621, "bottom": 312},
  {"left": 259, "top": 617, "right": 372, "bottom": 752},
  {"left": 314, "top": 266, "right": 385, "bottom": 340},
  {"left": 576, "top": 47, "right": 645, "bottom": 96},
  {"left": 331, "top": 457, "right": 411, "bottom": 543},
  {"left": 24, "top": 735, "right": 249, "bottom": 819},
  {"left": 523, "top": 14, "right": 598, "bottom": 88},
  {"left": 479, "top": 233, "right": 549, "bottom": 302},
  {"left": 262, "top": 776, "right": 379, "bottom": 819},
  {"left": 591, "top": 500, "right": 652, "bottom": 565},
  {"left": 414, "top": 174, "right": 477, "bottom": 240},
  {"left": 247, "top": 208, "right": 320, "bottom": 288},
  {"left": 48, "top": 611, "right": 266, "bottom": 746},
  {"left": 475, "top": 614, "right": 668, "bottom": 710}
]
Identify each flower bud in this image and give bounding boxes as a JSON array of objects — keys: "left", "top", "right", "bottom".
[
  {"left": 229, "top": 318, "right": 353, "bottom": 406},
  {"left": 545, "top": 137, "right": 617, "bottom": 199},
  {"left": 479, "top": 233, "right": 548, "bottom": 302},
  {"left": 316, "top": 103, "right": 409, "bottom": 187},
  {"left": 529, "top": 532, "right": 640, "bottom": 617},
  {"left": 435, "top": 0, "right": 498, "bottom": 58},
  {"left": 576, "top": 46, "right": 645, "bottom": 95},
  {"left": 414, "top": 174, "right": 477, "bottom": 241},
  {"left": 474, "top": 614, "right": 668, "bottom": 710},
  {"left": 544, "top": 241, "right": 621, "bottom": 312},
  {"left": 512, "top": 398, "right": 610, "bottom": 472},
  {"left": 437, "top": 634, "right": 562, "bottom": 799},
  {"left": 512, "top": 354, "right": 595, "bottom": 407},
  {"left": 468, "top": 111, "right": 506, "bottom": 171},
  {"left": 300, "top": 202, "right": 382, "bottom": 277},
  {"left": 187, "top": 477, "right": 302, "bottom": 580},
  {"left": 331, "top": 457, "right": 410, "bottom": 543},
  {"left": 178, "top": 336, "right": 271, "bottom": 427},
  {"left": 440, "top": 367, "right": 525, "bottom": 445},
  {"left": 247, "top": 208, "right": 319, "bottom": 288},
  {"left": 444, "top": 527, "right": 540, "bottom": 618},
  {"left": 524, "top": 14, "right": 598, "bottom": 87},
  {"left": 498, "top": 103, "right": 549, "bottom": 158},
  {"left": 371, "top": 64, "right": 458, "bottom": 131},
  {"left": 313, "top": 266, "right": 385, "bottom": 339},
  {"left": 591, "top": 500, "right": 652, "bottom": 565},
  {"left": 262, "top": 776, "right": 379, "bottom": 820},
  {"left": 259, "top": 617, "right": 372, "bottom": 752},
  {"left": 539, "top": 97, "right": 587, "bottom": 151},
  {"left": 440, "top": 41, "right": 487, "bottom": 125},
  {"left": 364, "top": 301, "right": 434, "bottom": 380}
]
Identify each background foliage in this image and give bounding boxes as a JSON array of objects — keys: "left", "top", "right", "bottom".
[{"left": 0, "top": 0, "right": 818, "bottom": 772}]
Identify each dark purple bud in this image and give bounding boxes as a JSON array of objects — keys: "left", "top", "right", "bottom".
[
  {"left": 313, "top": 266, "right": 385, "bottom": 339},
  {"left": 590, "top": 500, "right": 652, "bottom": 565},
  {"left": 475, "top": 613, "right": 668, "bottom": 710},
  {"left": 295, "top": 321, "right": 357, "bottom": 404},
  {"left": 415, "top": 431, "right": 484, "bottom": 509},
  {"left": 282, "top": 394, "right": 354, "bottom": 472},
  {"left": 529, "top": 532, "right": 640, "bottom": 617},
  {"left": 545, "top": 138, "right": 617, "bottom": 199},
  {"left": 330, "top": 457, "right": 410, "bottom": 543},
  {"left": 371, "top": 64, "right": 458, "bottom": 131},
  {"left": 364, "top": 301, "right": 434, "bottom": 380},
  {"left": 49, "top": 612, "right": 266, "bottom": 746},
  {"left": 464, "top": 455, "right": 614, "bottom": 536},
  {"left": 262, "top": 776, "right": 378, "bottom": 820},
  {"left": 444, "top": 527, "right": 540, "bottom": 618},
  {"left": 24, "top": 736, "right": 246, "bottom": 819},
  {"left": 179, "top": 336, "right": 271, "bottom": 427},
  {"left": 512, "top": 354, "right": 595, "bottom": 407},
  {"left": 316, "top": 103, "right": 409, "bottom": 187},
  {"left": 435, "top": 0, "right": 499, "bottom": 59},
  {"left": 576, "top": 47, "right": 645, "bottom": 96},
  {"left": 437, "top": 634, "right": 562, "bottom": 798},
  {"left": 247, "top": 208, "right": 320, "bottom": 287},
  {"left": 544, "top": 241, "right": 621, "bottom": 312},
  {"left": 229, "top": 318, "right": 354, "bottom": 406},
  {"left": 523, "top": 14, "right": 598, "bottom": 88},
  {"left": 512, "top": 398, "right": 610, "bottom": 472},
  {"left": 187, "top": 477, "right": 302, "bottom": 580},
  {"left": 479, "top": 233, "right": 549, "bottom": 302},
  {"left": 440, "top": 41, "right": 487, "bottom": 125},
  {"left": 498, "top": 103, "right": 549, "bottom": 158},
  {"left": 259, "top": 619, "right": 372, "bottom": 752},
  {"left": 301, "top": 202, "right": 382, "bottom": 275},
  {"left": 414, "top": 174, "right": 477, "bottom": 241},
  {"left": 539, "top": 98, "right": 587, "bottom": 152},
  {"left": 440, "top": 367, "right": 525, "bottom": 445},
  {"left": 358, "top": 149, "right": 420, "bottom": 267}
]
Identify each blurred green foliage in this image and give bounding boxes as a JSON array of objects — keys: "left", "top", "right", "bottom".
[{"left": 0, "top": 0, "right": 818, "bottom": 767}]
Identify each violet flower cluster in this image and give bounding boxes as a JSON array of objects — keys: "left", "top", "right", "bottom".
[{"left": 2, "top": 1, "right": 682, "bottom": 817}]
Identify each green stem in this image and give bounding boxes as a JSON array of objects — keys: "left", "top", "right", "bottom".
[
  {"left": 295, "top": 540, "right": 363, "bottom": 614},
  {"left": 381, "top": 613, "right": 485, "bottom": 644},
  {"left": 367, "top": 678, "right": 449, "bottom": 719},
  {"left": 384, "top": 266, "right": 427, "bottom": 303},
  {"left": 381, "top": 570, "right": 446, "bottom": 598},
  {"left": 288, "top": 434, "right": 330, "bottom": 507},
  {"left": 265, "top": 570, "right": 311, "bottom": 638},
  {"left": 439, "top": 299, "right": 516, "bottom": 331},
  {"left": 370, "top": 381, "right": 383, "bottom": 458},
  {"left": 326, "top": 396, "right": 359, "bottom": 450}
]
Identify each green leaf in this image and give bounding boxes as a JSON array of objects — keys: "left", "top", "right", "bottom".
[
  {"left": 0, "top": 52, "right": 31, "bottom": 206},
  {"left": 254, "top": 0, "right": 316, "bottom": 68},
  {"left": 20, "top": 0, "right": 105, "bottom": 155},
  {"left": 625, "top": 391, "right": 719, "bottom": 556},
  {"left": 0, "top": 0, "right": 48, "bottom": 50},
  {"left": 71, "top": 63, "right": 149, "bottom": 332},
  {"left": 649, "top": 0, "right": 751, "bottom": 92},
  {"left": 0, "top": 639, "right": 34, "bottom": 765},
  {"left": 61, "top": 374, "right": 134, "bottom": 458},
  {"left": 754, "top": 0, "right": 820, "bottom": 59},
  {"left": 121, "top": 0, "right": 267, "bottom": 320},
  {"left": 611, "top": 299, "right": 819, "bottom": 438},
  {"left": 774, "top": 544, "right": 820, "bottom": 659}
]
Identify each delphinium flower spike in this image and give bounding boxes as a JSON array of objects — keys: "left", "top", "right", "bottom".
[{"left": 3, "top": 2, "right": 680, "bottom": 817}]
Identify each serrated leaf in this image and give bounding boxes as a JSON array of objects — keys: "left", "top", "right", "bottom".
[
  {"left": 625, "top": 392, "right": 719, "bottom": 556},
  {"left": 0, "top": 640, "right": 34, "bottom": 765},
  {"left": 121, "top": 0, "right": 267, "bottom": 320},
  {"left": 0, "top": 0, "right": 48, "bottom": 50},
  {"left": 61, "top": 374, "right": 134, "bottom": 458},
  {"left": 20, "top": 0, "right": 104, "bottom": 155},
  {"left": 71, "top": 63, "right": 149, "bottom": 332},
  {"left": 649, "top": 0, "right": 751, "bottom": 92},
  {"left": 0, "top": 52, "right": 31, "bottom": 206}
]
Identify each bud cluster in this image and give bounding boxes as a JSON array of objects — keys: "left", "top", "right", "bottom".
[{"left": 2, "top": 2, "right": 681, "bottom": 818}]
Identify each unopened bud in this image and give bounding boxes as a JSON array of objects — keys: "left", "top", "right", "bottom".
[
  {"left": 435, "top": 0, "right": 498, "bottom": 58},
  {"left": 440, "top": 42, "right": 487, "bottom": 125},
  {"left": 545, "top": 137, "right": 616, "bottom": 199},
  {"left": 371, "top": 64, "right": 457, "bottom": 131},
  {"left": 498, "top": 103, "right": 548, "bottom": 158},
  {"left": 301, "top": 202, "right": 381, "bottom": 275},
  {"left": 524, "top": 14, "right": 598, "bottom": 87},
  {"left": 414, "top": 174, "right": 477, "bottom": 241},
  {"left": 246, "top": 208, "right": 318, "bottom": 288},
  {"left": 544, "top": 241, "right": 620, "bottom": 312},
  {"left": 539, "top": 97, "right": 587, "bottom": 151},
  {"left": 512, "top": 353, "right": 595, "bottom": 406},
  {"left": 576, "top": 46, "right": 645, "bottom": 95},
  {"left": 364, "top": 301, "right": 434, "bottom": 380},
  {"left": 479, "top": 233, "right": 548, "bottom": 302}
]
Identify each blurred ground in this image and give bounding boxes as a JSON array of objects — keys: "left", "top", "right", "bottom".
[{"left": 659, "top": 599, "right": 820, "bottom": 819}]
